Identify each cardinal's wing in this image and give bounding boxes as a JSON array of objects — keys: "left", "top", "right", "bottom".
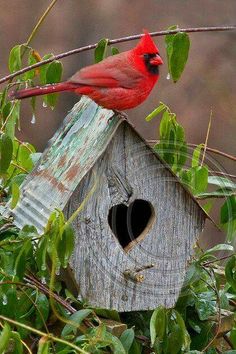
[{"left": 69, "top": 53, "right": 144, "bottom": 89}]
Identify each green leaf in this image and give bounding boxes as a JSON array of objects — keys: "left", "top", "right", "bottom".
[
  {"left": 203, "top": 244, "right": 234, "bottom": 256},
  {"left": 37, "top": 337, "right": 50, "bottom": 354},
  {"left": 188, "top": 166, "right": 208, "bottom": 195},
  {"left": 35, "top": 237, "right": 48, "bottom": 273},
  {"left": 45, "top": 61, "right": 63, "bottom": 109},
  {"left": 208, "top": 176, "right": 236, "bottom": 190},
  {"left": 155, "top": 107, "right": 187, "bottom": 172},
  {"left": 11, "top": 331, "right": 23, "bottom": 354},
  {"left": 14, "top": 239, "right": 32, "bottom": 279},
  {"left": 129, "top": 339, "right": 141, "bottom": 354},
  {"left": 61, "top": 309, "right": 93, "bottom": 337},
  {"left": 169, "top": 32, "right": 190, "bottom": 82},
  {"left": 23, "top": 49, "right": 40, "bottom": 81},
  {"left": 10, "top": 182, "right": 20, "bottom": 209},
  {"left": 39, "top": 54, "right": 54, "bottom": 85},
  {"left": 9, "top": 45, "right": 22, "bottom": 73},
  {"left": 165, "top": 25, "right": 178, "bottom": 71},
  {"left": 166, "top": 310, "right": 190, "bottom": 354},
  {"left": 230, "top": 327, "right": 236, "bottom": 349},
  {"left": 57, "top": 224, "right": 75, "bottom": 268},
  {"left": 203, "top": 200, "right": 213, "bottom": 213},
  {"left": 104, "top": 331, "right": 126, "bottom": 354},
  {"left": 0, "top": 323, "right": 11, "bottom": 354},
  {"left": 192, "top": 144, "right": 204, "bottom": 168},
  {"left": 220, "top": 196, "right": 236, "bottom": 241},
  {"left": 2, "top": 101, "right": 13, "bottom": 120},
  {"left": 94, "top": 308, "right": 120, "bottom": 322},
  {"left": 150, "top": 306, "right": 166, "bottom": 346},
  {"left": 220, "top": 196, "right": 236, "bottom": 224},
  {"left": 19, "top": 224, "right": 38, "bottom": 239},
  {"left": 0, "top": 134, "right": 13, "bottom": 174},
  {"left": 173, "top": 310, "right": 191, "bottom": 351},
  {"left": 195, "top": 292, "right": 216, "bottom": 320},
  {"left": 95, "top": 38, "right": 109, "bottom": 63},
  {"left": 119, "top": 328, "right": 135, "bottom": 352},
  {"left": 10, "top": 174, "right": 27, "bottom": 187},
  {"left": 35, "top": 294, "right": 49, "bottom": 329},
  {"left": 145, "top": 102, "right": 166, "bottom": 121},
  {"left": 18, "top": 144, "right": 34, "bottom": 172},
  {"left": 225, "top": 256, "right": 236, "bottom": 292},
  {"left": 5, "top": 101, "right": 21, "bottom": 140},
  {"left": 111, "top": 46, "right": 119, "bottom": 55},
  {"left": 46, "top": 60, "right": 63, "bottom": 84}
]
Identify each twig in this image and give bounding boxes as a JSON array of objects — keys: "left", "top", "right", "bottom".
[
  {"left": 25, "top": 274, "right": 76, "bottom": 314},
  {"left": 209, "top": 171, "right": 236, "bottom": 180},
  {"left": 203, "top": 253, "right": 236, "bottom": 267},
  {"left": 182, "top": 169, "right": 236, "bottom": 180},
  {"left": 191, "top": 144, "right": 236, "bottom": 163},
  {"left": 201, "top": 109, "right": 213, "bottom": 167},
  {"left": 223, "top": 334, "right": 234, "bottom": 349},
  {"left": 0, "top": 26, "right": 235, "bottom": 85},
  {"left": 196, "top": 192, "right": 236, "bottom": 200},
  {"left": 147, "top": 140, "right": 236, "bottom": 163},
  {"left": 0, "top": 314, "right": 89, "bottom": 353},
  {"left": 25, "top": 0, "right": 59, "bottom": 47},
  {"left": 15, "top": 138, "right": 35, "bottom": 153}
]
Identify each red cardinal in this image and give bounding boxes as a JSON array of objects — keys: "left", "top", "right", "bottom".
[{"left": 11, "top": 31, "right": 163, "bottom": 110}]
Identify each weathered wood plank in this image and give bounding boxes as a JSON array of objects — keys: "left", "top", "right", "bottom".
[{"left": 67, "top": 123, "right": 206, "bottom": 311}]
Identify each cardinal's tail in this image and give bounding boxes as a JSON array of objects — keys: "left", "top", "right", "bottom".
[{"left": 10, "top": 82, "right": 78, "bottom": 100}]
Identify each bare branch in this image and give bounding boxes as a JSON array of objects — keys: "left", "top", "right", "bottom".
[{"left": 0, "top": 25, "right": 235, "bottom": 85}]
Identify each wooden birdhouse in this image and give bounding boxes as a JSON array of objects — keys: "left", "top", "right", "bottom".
[{"left": 6, "top": 96, "right": 207, "bottom": 312}]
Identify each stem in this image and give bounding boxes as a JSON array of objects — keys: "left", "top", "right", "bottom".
[
  {"left": 0, "top": 314, "right": 89, "bottom": 353},
  {"left": 10, "top": 161, "right": 29, "bottom": 173},
  {"left": 209, "top": 171, "right": 236, "bottom": 179},
  {"left": 20, "top": 287, "right": 51, "bottom": 338},
  {"left": 201, "top": 109, "right": 213, "bottom": 167},
  {"left": 66, "top": 172, "right": 98, "bottom": 226},
  {"left": 0, "top": 101, "right": 17, "bottom": 131},
  {"left": 0, "top": 25, "right": 235, "bottom": 85},
  {"left": 25, "top": 0, "right": 59, "bottom": 47},
  {"left": 202, "top": 268, "right": 221, "bottom": 352},
  {"left": 190, "top": 144, "right": 236, "bottom": 163},
  {"left": 25, "top": 273, "right": 77, "bottom": 314},
  {"left": 196, "top": 192, "right": 236, "bottom": 200}
]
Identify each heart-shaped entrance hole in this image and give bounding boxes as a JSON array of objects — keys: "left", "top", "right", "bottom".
[{"left": 108, "top": 199, "right": 155, "bottom": 251}]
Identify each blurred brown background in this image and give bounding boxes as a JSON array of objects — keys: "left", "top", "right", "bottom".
[{"left": 0, "top": 0, "right": 236, "bottom": 247}]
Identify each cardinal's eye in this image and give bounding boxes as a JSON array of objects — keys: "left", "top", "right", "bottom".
[{"left": 143, "top": 54, "right": 149, "bottom": 59}]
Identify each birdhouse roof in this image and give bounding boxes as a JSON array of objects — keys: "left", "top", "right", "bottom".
[{"left": 7, "top": 96, "right": 210, "bottom": 232}]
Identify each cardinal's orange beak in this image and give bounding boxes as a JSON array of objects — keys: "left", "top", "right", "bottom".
[{"left": 150, "top": 54, "right": 163, "bottom": 66}]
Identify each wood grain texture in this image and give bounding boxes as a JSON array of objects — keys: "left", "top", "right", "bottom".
[{"left": 66, "top": 123, "right": 206, "bottom": 311}]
